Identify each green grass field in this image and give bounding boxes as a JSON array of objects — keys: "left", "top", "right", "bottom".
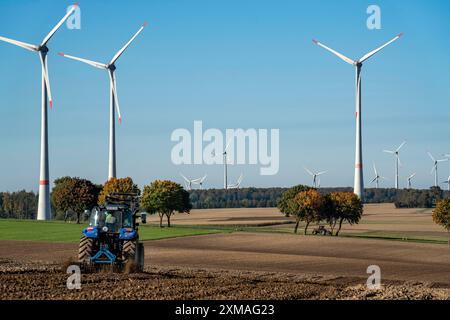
[{"left": 0, "top": 219, "right": 228, "bottom": 243}]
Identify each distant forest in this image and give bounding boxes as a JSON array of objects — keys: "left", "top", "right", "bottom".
[
  {"left": 1, "top": 187, "right": 448, "bottom": 220},
  {"left": 188, "top": 187, "right": 449, "bottom": 209}
]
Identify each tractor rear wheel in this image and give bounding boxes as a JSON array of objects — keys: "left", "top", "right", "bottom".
[
  {"left": 135, "top": 242, "right": 145, "bottom": 272},
  {"left": 122, "top": 240, "right": 137, "bottom": 264},
  {"left": 78, "top": 236, "right": 94, "bottom": 262}
]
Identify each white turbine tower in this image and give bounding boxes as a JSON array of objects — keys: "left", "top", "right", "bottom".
[
  {"left": 383, "top": 141, "right": 406, "bottom": 189},
  {"left": 222, "top": 140, "right": 232, "bottom": 189},
  {"left": 428, "top": 152, "right": 448, "bottom": 187},
  {"left": 407, "top": 173, "right": 416, "bottom": 189},
  {"left": 313, "top": 34, "right": 403, "bottom": 199},
  {"left": 227, "top": 173, "right": 244, "bottom": 189},
  {"left": 59, "top": 23, "right": 147, "bottom": 180},
  {"left": 304, "top": 167, "right": 327, "bottom": 188},
  {"left": 442, "top": 176, "right": 450, "bottom": 191},
  {"left": 0, "top": 2, "right": 79, "bottom": 220},
  {"left": 371, "top": 163, "right": 387, "bottom": 189}
]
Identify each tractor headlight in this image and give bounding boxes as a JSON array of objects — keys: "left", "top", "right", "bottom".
[{"left": 102, "top": 226, "right": 108, "bottom": 232}]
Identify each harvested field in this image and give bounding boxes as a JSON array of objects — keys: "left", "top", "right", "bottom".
[
  {"left": 1, "top": 260, "right": 449, "bottom": 300},
  {"left": 1, "top": 204, "right": 450, "bottom": 300}
]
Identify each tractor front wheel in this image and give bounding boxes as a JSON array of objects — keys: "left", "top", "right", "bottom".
[{"left": 78, "top": 236, "right": 94, "bottom": 263}]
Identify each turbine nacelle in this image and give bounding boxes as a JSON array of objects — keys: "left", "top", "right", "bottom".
[{"left": 38, "top": 45, "right": 49, "bottom": 53}]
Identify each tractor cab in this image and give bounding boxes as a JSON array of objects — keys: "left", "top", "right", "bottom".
[
  {"left": 87, "top": 206, "right": 134, "bottom": 234},
  {"left": 78, "top": 193, "right": 144, "bottom": 271}
]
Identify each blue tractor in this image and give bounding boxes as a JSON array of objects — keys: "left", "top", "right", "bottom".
[{"left": 78, "top": 193, "right": 144, "bottom": 271}]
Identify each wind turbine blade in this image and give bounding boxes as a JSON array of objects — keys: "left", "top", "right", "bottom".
[
  {"left": 317, "top": 171, "right": 327, "bottom": 176},
  {"left": 427, "top": 152, "right": 436, "bottom": 162},
  {"left": 179, "top": 173, "right": 190, "bottom": 183},
  {"left": 312, "top": 40, "right": 355, "bottom": 65},
  {"left": 371, "top": 177, "right": 377, "bottom": 183},
  {"left": 224, "top": 139, "right": 232, "bottom": 153},
  {"left": 39, "top": 55, "right": 53, "bottom": 109},
  {"left": 200, "top": 175, "right": 207, "bottom": 183},
  {"left": 359, "top": 33, "right": 403, "bottom": 63},
  {"left": 304, "top": 167, "right": 314, "bottom": 176},
  {"left": 409, "top": 173, "right": 416, "bottom": 179},
  {"left": 383, "top": 150, "right": 395, "bottom": 154},
  {"left": 41, "top": 2, "right": 79, "bottom": 47},
  {"left": 110, "top": 22, "right": 148, "bottom": 65},
  {"left": 110, "top": 72, "right": 122, "bottom": 124},
  {"left": 431, "top": 166, "right": 436, "bottom": 174},
  {"left": 373, "top": 163, "right": 378, "bottom": 175},
  {"left": 437, "top": 158, "right": 449, "bottom": 163},
  {"left": 0, "top": 36, "right": 38, "bottom": 52},
  {"left": 58, "top": 53, "right": 108, "bottom": 69},
  {"left": 396, "top": 141, "right": 406, "bottom": 152},
  {"left": 397, "top": 155, "right": 402, "bottom": 167}
]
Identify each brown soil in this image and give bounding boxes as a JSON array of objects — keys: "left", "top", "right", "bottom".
[
  {"left": 1, "top": 259, "right": 449, "bottom": 300},
  {"left": 1, "top": 229, "right": 450, "bottom": 300}
]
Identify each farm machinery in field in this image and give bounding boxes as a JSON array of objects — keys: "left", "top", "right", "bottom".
[{"left": 78, "top": 193, "right": 144, "bottom": 271}]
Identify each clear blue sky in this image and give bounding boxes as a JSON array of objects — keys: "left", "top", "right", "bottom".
[{"left": 0, "top": 0, "right": 449, "bottom": 191}]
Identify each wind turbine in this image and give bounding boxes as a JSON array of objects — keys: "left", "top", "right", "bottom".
[
  {"left": 59, "top": 23, "right": 147, "bottom": 180},
  {"left": 304, "top": 167, "right": 327, "bottom": 188},
  {"left": 192, "top": 175, "right": 207, "bottom": 190},
  {"left": 371, "top": 163, "right": 387, "bottom": 189},
  {"left": 313, "top": 34, "right": 403, "bottom": 199},
  {"left": 442, "top": 176, "right": 450, "bottom": 191},
  {"left": 180, "top": 174, "right": 206, "bottom": 190},
  {"left": 222, "top": 140, "right": 232, "bottom": 189},
  {"left": 407, "top": 173, "right": 416, "bottom": 189},
  {"left": 383, "top": 141, "right": 406, "bottom": 189},
  {"left": 227, "top": 173, "right": 243, "bottom": 189},
  {"left": 180, "top": 173, "right": 196, "bottom": 190},
  {"left": 428, "top": 152, "right": 448, "bottom": 187},
  {"left": 0, "top": 2, "right": 79, "bottom": 220}
]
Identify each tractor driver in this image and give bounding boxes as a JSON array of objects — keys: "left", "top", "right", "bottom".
[{"left": 105, "top": 212, "right": 117, "bottom": 232}]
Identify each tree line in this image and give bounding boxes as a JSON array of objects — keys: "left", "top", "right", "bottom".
[
  {"left": 189, "top": 187, "right": 448, "bottom": 209},
  {"left": 1, "top": 183, "right": 448, "bottom": 220}
]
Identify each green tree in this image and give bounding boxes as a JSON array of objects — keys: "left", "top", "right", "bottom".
[
  {"left": 329, "top": 192, "right": 363, "bottom": 236},
  {"left": 141, "top": 180, "right": 192, "bottom": 227},
  {"left": 287, "top": 189, "right": 323, "bottom": 234},
  {"left": 98, "top": 177, "right": 140, "bottom": 205},
  {"left": 432, "top": 197, "right": 450, "bottom": 243},
  {"left": 52, "top": 177, "right": 99, "bottom": 224},
  {"left": 277, "top": 185, "right": 312, "bottom": 217}
]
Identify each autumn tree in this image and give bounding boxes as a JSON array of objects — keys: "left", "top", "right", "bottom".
[
  {"left": 329, "top": 192, "right": 363, "bottom": 236},
  {"left": 98, "top": 177, "right": 140, "bottom": 205},
  {"left": 287, "top": 189, "right": 323, "bottom": 234},
  {"left": 52, "top": 177, "right": 99, "bottom": 224},
  {"left": 277, "top": 185, "right": 312, "bottom": 217},
  {"left": 432, "top": 197, "right": 450, "bottom": 244},
  {"left": 140, "top": 180, "right": 192, "bottom": 227}
]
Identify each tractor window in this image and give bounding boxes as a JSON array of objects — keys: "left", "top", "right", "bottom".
[
  {"left": 105, "top": 211, "right": 122, "bottom": 233},
  {"left": 89, "top": 209, "right": 106, "bottom": 228},
  {"left": 122, "top": 210, "right": 133, "bottom": 228}
]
